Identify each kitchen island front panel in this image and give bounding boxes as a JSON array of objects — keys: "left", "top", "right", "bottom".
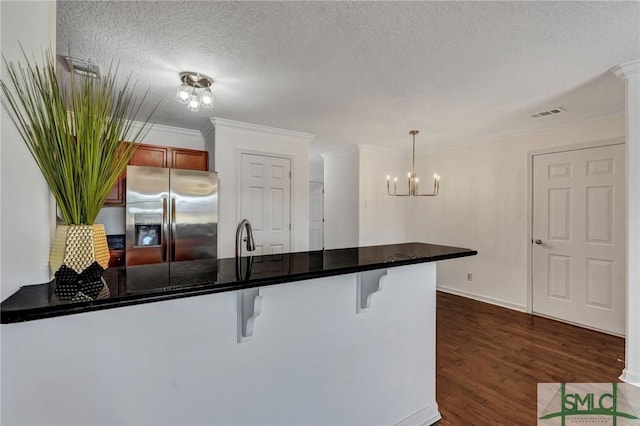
[{"left": 2, "top": 262, "right": 440, "bottom": 426}]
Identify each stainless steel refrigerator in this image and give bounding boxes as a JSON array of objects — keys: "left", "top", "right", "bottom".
[{"left": 125, "top": 165, "right": 218, "bottom": 286}]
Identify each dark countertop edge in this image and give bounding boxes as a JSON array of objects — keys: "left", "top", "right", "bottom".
[{"left": 1, "top": 249, "right": 477, "bottom": 324}]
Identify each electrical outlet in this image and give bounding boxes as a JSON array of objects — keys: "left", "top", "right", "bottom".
[{"left": 467, "top": 273, "right": 472, "bottom": 281}]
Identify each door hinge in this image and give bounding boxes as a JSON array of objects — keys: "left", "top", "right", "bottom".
[
  {"left": 289, "top": 171, "right": 291, "bottom": 178},
  {"left": 289, "top": 223, "right": 291, "bottom": 230}
]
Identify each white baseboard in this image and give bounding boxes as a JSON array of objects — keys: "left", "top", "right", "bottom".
[
  {"left": 395, "top": 403, "right": 441, "bottom": 426},
  {"left": 436, "top": 285, "right": 527, "bottom": 312},
  {"left": 620, "top": 368, "right": 640, "bottom": 387}
]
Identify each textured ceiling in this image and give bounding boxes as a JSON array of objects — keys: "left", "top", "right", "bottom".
[{"left": 56, "top": 1, "right": 640, "bottom": 166}]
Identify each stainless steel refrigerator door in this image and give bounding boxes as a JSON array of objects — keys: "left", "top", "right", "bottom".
[
  {"left": 125, "top": 166, "right": 170, "bottom": 268},
  {"left": 169, "top": 168, "right": 218, "bottom": 263}
]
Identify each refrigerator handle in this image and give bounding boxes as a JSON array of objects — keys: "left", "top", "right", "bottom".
[
  {"left": 171, "top": 197, "right": 177, "bottom": 262},
  {"left": 162, "top": 197, "right": 168, "bottom": 262}
]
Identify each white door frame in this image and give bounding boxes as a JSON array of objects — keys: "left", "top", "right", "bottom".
[
  {"left": 526, "top": 137, "right": 626, "bottom": 314},
  {"left": 236, "top": 148, "right": 294, "bottom": 253},
  {"left": 309, "top": 180, "right": 324, "bottom": 251}
]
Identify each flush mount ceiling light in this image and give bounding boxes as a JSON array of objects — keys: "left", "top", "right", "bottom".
[
  {"left": 176, "top": 71, "right": 214, "bottom": 112},
  {"left": 386, "top": 130, "right": 440, "bottom": 197}
]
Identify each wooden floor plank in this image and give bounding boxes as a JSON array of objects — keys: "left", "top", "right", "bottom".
[{"left": 435, "top": 291, "right": 625, "bottom": 425}]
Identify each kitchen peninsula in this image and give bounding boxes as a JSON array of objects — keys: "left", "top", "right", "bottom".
[{"left": 1, "top": 242, "right": 476, "bottom": 426}]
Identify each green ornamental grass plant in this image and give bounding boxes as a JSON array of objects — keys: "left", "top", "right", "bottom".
[{"left": 0, "top": 48, "right": 155, "bottom": 225}]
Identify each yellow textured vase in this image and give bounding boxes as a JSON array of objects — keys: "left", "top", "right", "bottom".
[{"left": 49, "top": 224, "right": 111, "bottom": 302}]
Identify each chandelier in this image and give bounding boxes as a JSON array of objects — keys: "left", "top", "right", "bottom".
[
  {"left": 386, "top": 130, "right": 440, "bottom": 197},
  {"left": 176, "top": 72, "right": 214, "bottom": 112}
]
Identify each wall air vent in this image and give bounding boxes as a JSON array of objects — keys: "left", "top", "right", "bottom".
[
  {"left": 531, "top": 107, "right": 566, "bottom": 118},
  {"left": 65, "top": 56, "right": 100, "bottom": 79}
]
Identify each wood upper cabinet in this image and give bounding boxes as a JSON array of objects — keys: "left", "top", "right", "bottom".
[
  {"left": 103, "top": 141, "right": 129, "bottom": 205},
  {"left": 104, "top": 174, "right": 125, "bottom": 205},
  {"left": 103, "top": 143, "right": 209, "bottom": 205},
  {"left": 130, "top": 144, "right": 168, "bottom": 168},
  {"left": 129, "top": 143, "right": 208, "bottom": 170},
  {"left": 171, "top": 147, "right": 208, "bottom": 171}
]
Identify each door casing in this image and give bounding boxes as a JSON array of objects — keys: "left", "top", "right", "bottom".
[{"left": 309, "top": 181, "right": 324, "bottom": 251}]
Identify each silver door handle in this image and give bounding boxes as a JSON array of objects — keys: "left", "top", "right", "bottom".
[
  {"left": 171, "top": 197, "right": 177, "bottom": 262},
  {"left": 162, "top": 197, "right": 168, "bottom": 261},
  {"left": 534, "top": 239, "right": 542, "bottom": 245}
]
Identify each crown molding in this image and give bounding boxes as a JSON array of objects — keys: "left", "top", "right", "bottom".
[
  {"left": 611, "top": 59, "right": 640, "bottom": 80},
  {"left": 320, "top": 144, "right": 360, "bottom": 159},
  {"left": 209, "top": 117, "right": 314, "bottom": 141},
  {"left": 201, "top": 122, "right": 215, "bottom": 139},
  {"left": 130, "top": 121, "right": 203, "bottom": 138},
  {"left": 356, "top": 143, "right": 405, "bottom": 157},
  {"left": 321, "top": 143, "right": 406, "bottom": 159},
  {"left": 419, "top": 113, "right": 625, "bottom": 156}
]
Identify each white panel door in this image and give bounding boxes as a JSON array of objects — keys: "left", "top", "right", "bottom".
[
  {"left": 241, "top": 153, "right": 291, "bottom": 255},
  {"left": 309, "top": 182, "right": 324, "bottom": 251},
  {"left": 532, "top": 144, "right": 625, "bottom": 335}
]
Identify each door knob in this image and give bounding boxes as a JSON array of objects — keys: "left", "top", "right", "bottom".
[{"left": 534, "top": 239, "right": 542, "bottom": 245}]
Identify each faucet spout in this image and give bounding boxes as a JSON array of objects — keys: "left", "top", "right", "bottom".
[
  {"left": 236, "top": 219, "right": 256, "bottom": 258},
  {"left": 245, "top": 223, "right": 255, "bottom": 252}
]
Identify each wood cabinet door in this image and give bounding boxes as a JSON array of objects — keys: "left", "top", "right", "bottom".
[
  {"left": 130, "top": 145, "right": 168, "bottom": 168},
  {"left": 108, "top": 250, "right": 125, "bottom": 267},
  {"left": 103, "top": 174, "right": 125, "bottom": 205},
  {"left": 171, "top": 148, "right": 208, "bottom": 171}
]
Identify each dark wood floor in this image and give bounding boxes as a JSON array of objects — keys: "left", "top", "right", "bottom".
[{"left": 436, "top": 291, "right": 626, "bottom": 425}]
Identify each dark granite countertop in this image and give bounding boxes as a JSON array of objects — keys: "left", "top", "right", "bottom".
[{"left": 1, "top": 242, "right": 476, "bottom": 324}]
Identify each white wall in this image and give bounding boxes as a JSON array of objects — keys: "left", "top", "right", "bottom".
[
  {"left": 95, "top": 207, "right": 126, "bottom": 236},
  {"left": 408, "top": 115, "right": 626, "bottom": 310},
  {"left": 309, "top": 165, "right": 323, "bottom": 183},
  {"left": 358, "top": 146, "right": 407, "bottom": 247},
  {"left": 0, "top": 1, "right": 56, "bottom": 299},
  {"left": 323, "top": 145, "right": 410, "bottom": 249},
  {"left": 212, "top": 118, "right": 312, "bottom": 258},
  {"left": 613, "top": 60, "right": 640, "bottom": 385},
  {"left": 95, "top": 123, "right": 205, "bottom": 235},
  {"left": 202, "top": 123, "right": 215, "bottom": 172},
  {"left": 322, "top": 147, "right": 359, "bottom": 249}
]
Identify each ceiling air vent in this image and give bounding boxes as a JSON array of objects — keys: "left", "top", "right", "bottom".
[
  {"left": 65, "top": 56, "right": 100, "bottom": 79},
  {"left": 531, "top": 107, "right": 566, "bottom": 118}
]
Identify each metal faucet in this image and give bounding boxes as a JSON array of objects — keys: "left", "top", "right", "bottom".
[{"left": 235, "top": 219, "right": 256, "bottom": 258}]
